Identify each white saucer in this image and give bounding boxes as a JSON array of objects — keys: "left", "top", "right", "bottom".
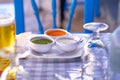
[{"left": 17, "top": 33, "right": 87, "bottom": 59}]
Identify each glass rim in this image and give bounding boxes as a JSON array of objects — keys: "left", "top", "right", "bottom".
[{"left": 83, "top": 22, "right": 109, "bottom": 31}]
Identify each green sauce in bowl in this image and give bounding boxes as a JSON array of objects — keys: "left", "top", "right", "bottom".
[{"left": 31, "top": 38, "right": 53, "bottom": 44}]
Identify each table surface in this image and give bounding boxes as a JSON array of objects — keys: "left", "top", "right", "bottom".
[{"left": 17, "top": 33, "right": 111, "bottom": 80}]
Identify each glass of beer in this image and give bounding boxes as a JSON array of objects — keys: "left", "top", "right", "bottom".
[{"left": 0, "top": 12, "right": 16, "bottom": 80}]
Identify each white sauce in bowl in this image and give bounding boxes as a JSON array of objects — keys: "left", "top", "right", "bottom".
[{"left": 57, "top": 38, "right": 76, "bottom": 44}]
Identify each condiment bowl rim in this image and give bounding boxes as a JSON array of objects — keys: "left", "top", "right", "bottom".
[
  {"left": 30, "top": 35, "right": 55, "bottom": 45},
  {"left": 55, "top": 36, "right": 81, "bottom": 45},
  {"left": 44, "top": 29, "right": 70, "bottom": 37}
]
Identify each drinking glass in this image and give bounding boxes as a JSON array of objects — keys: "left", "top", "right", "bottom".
[
  {"left": 83, "top": 22, "right": 108, "bottom": 48},
  {"left": 0, "top": 12, "right": 16, "bottom": 80},
  {"left": 0, "top": 12, "right": 27, "bottom": 80},
  {"left": 83, "top": 22, "right": 110, "bottom": 80}
]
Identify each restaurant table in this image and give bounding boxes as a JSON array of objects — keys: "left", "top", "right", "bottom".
[{"left": 16, "top": 33, "right": 111, "bottom": 80}]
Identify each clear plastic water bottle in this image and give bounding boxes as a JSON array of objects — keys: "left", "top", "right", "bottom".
[{"left": 110, "top": 26, "right": 120, "bottom": 80}]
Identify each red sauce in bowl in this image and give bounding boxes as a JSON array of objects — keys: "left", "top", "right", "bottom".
[{"left": 45, "top": 29, "right": 67, "bottom": 36}]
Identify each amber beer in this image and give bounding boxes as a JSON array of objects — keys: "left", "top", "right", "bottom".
[
  {"left": 0, "top": 13, "right": 15, "bottom": 54},
  {"left": 0, "top": 13, "right": 16, "bottom": 80}
]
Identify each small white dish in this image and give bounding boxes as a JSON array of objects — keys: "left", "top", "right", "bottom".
[
  {"left": 29, "top": 35, "right": 55, "bottom": 53},
  {"left": 55, "top": 36, "right": 82, "bottom": 52}
]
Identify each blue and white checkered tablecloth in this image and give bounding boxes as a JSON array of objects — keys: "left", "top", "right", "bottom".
[
  {"left": 18, "top": 58, "right": 82, "bottom": 80},
  {"left": 17, "top": 33, "right": 111, "bottom": 80}
]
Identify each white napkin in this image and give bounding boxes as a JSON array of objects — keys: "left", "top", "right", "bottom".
[
  {"left": 16, "top": 32, "right": 32, "bottom": 47},
  {"left": 16, "top": 32, "right": 32, "bottom": 59}
]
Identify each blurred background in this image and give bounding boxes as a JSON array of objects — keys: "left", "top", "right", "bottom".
[{"left": 0, "top": 0, "right": 120, "bottom": 33}]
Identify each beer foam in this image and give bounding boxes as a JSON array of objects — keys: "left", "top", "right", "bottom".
[{"left": 0, "top": 13, "right": 14, "bottom": 26}]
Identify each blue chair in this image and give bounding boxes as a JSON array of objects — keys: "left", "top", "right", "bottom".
[
  {"left": 32, "top": 0, "right": 76, "bottom": 32},
  {"left": 64, "top": 0, "right": 100, "bottom": 22},
  {"left": 14, "top": 0, "right": 77, "bottom": 34},
  {"left": 14, "top": 0, "right": 25, "bottom": 34},
  {"left": 64, "top": 0, "right": 84, "bottom": 11},
  {"left": 14, "top": 0, "right": 100, "bottom": 34},
  {"left": 84, "top": 0, "right": 101, "bottom": 33},
  {"left": 52, "top": 0, "right": 101, "bottom": 33},
  {"left": 84, "top": 0, "right": 100, "bottom": 23}
]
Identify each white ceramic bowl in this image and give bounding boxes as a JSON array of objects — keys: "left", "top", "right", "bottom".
[
  {"left": 55, "top": 36, "right": 82, "bottom": 52},
  {"left": 44, "top": 29, "right": 69, "bottom": 39},
  {"left": 29, "top": 35, "right": 54, "bottom": 53}
]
